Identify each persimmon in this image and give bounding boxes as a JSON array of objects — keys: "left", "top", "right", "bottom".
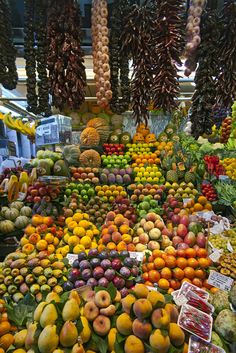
[
  {"left": 173, "top": 268, "right": 185, "bottom": 280},
  {"left": 165, "top": 255, "right": 176, "bottom": 269},
  {"left": 176, "top": 257, "right": 188, "bottom": 269},
  {"left": 184, "top": 267, "right": 195, "bottom": 280},
  {"left": 197, "top": 248, "right": 208, "bottom": 258},
  {"left": 154, "top": 257, "right": 166, "bottom": 270},
  {"left": 148, "top": 270, "right": 160, "bottom": 283},
  {"left": 185, "top": 248, "right": 196, "bottom": 258},
  {"left": 192, "top": 278, "right": 203, "bottom": 288},
  {"left": 147, "top": 262, "right": 155, "bottom": 271},
  {"left": 158, "top": 278, "right": 170, "bottom": 290},
  {"left": 187, "top": 258, "right": 199, "bottom": 269},
  {"left": 160, "top": 267, "right": 172, "bottom": 280}
]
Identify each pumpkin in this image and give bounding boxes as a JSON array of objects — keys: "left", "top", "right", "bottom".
[
  {"left": 0, "top": 333, "right": 14, "bottom": 350},
  {"left": 0, "top": 322, "right": 11, "bottom": 336},
  {"left": 109, "top": 133, "right": 120, "bottom": 144},
  {"left": 0, "top": 220, "right": 15, "bottom": 234},
  {"left": 0, "top": 207, "right": 9, "bottom": 217},
  {"left": 4, "top": 208, "right": 19, "bottom": 221},
  {"left": 15, "top": 216, "right": 30, "bottom": 230},
  {"left": 133, "top": 133, "right": 145, "bottom": 143},
  {"left": 80, "top": 127, "right": 100, "bottom": 146},
  {"left": 63, "top": 145, "right": 81, "bottom": 166},
  {"left": 145, "top": 133, "right": 157, "bottom": 143},
  {"left": 79, "top": 149, "right": 101, "bottom": 168},
  {"left": 120, "top": 132, "right": 131, "bottom": 145},
  {"left": 87, "top": 118, "right": 110, "bottom": 143},
  {"left": 137, "top": 123, "right": 150, "bottom": 137},
  {"left": 20, "top": 206, "right": 32, "bottom": 217}
]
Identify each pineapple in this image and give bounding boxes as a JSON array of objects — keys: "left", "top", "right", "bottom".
[
  {"left": 184, "top": 171, "right": 196, "bottom": 183},
  {"left": 166, "top": 170, "right": 179, "bottom": 183}
]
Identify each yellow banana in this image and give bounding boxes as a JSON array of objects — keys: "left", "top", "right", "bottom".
[
  {"left": 3, "top": 113, "right": 17, "bottom": 130},
  {"left": 14, "top": 118, "right": 26, "bottom": 134},
  {"left": 19, "top": 171, "right": 29, "bottom": 189},
  {"left": 0, "top": 112, "right": 5, "bottom": 120}
]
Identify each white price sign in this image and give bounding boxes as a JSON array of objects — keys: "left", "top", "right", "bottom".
[
  {"left": 209, "top": 250, "right": 222, "bottom": 263},
  {"left": 174, "top": 294, "right": 188, "bottom": 307},
  {"left": 208, "top": 270, "right": 234, "bottom": 292},
  {"left": 66, "top": 253, "right": 78, "bottom": 266},
  {"left": 146, "top": 286, "right": 157, "bottom": 291},
  {"left": 129, "top": 252, "right": 144, "bottom": 262}
]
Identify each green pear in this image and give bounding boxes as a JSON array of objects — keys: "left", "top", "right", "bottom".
[
  {"left": 38, "top": 324, "right": 59, "bottom": 353},
  {"left": 34, "top": 301, "right": 48, "bottom": 322},
  {"left": 62, "top": 298, "right": 80, "bottom": 321},
  {"left": 14, "top": 328, "right": 27, "bottom": 348},
  {"left": 40, "top": 303, "right": 58, "bottom": 328},
  {"left": 59, "top": 321, "right": 78, "bottom": 347}
]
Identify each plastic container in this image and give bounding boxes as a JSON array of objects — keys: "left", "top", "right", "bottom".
[
  {"left": 189, "top": 335, "right": 226, "bottom": 353},
  {"left": 185, "top": 290, "right": 214, "bottom": 315},
  {"left": 178, "top": 304, "right": 212, "bottom": 342},
  {"left": 178, "top": 281, "right": 209, "bottom": 300}
]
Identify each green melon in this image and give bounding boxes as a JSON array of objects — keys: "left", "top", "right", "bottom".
[
  {"left": 119, "top": 132, "right": 131, "bottom": 145},
  {"left": 109, "top": 133, "right": 120, "bottom": 144}
]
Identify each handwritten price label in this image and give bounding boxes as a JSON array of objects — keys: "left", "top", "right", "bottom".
[
  {"left": 129, "top": 252, "right": 144, "bottom": 262},
  {"left": 208, "top": 270, "right": 234, "bottom": 292},
  {"left": 66, "top": 253, "right": 78, "bottom": 266}
]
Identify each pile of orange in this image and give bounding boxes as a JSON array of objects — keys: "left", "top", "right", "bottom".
[
  {"left": 155, "top": 141, "right": 173, "bottom": 154},
  {"left": 184, "top": 195, "right": 213, "bottom": 214},
  {"left": 131, "top": 153, "right": 161, "bottom": 167},
  {"left": 142, "top": 248, "right": 217, "bottom": 294}
]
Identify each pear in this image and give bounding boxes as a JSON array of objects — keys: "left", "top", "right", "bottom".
[
  {"left": 40, "top": 303, "right": 58, "bottom": 328},
  {"left": 25, "top": 322, "right": 38, "bottom": 350},
  {"left": 59, "top": 321, "right": 78, "bottom": 347},
  {"left": 69, "top": 290, "right": 81, "bottom": 306},
  {"left": 71, "top": 343, "right": 85, "bottom": 353},
  {"left": 62, "top": 298, "right": 80, "bottom": 321},
  {"left": 14, "top": 329, "right": 28, "bottom": 347},
  {"left": 38, "top": 325, "right": 59, "bottom": 353},
  {"left": 34, "top": 301, "right": 48, "bottom": 321},
  {"left": 53, "top": 350, "right": 65, "bottom": 353},
  {"left": 46, "top": 292, "right": 61, "bottom": 303}
]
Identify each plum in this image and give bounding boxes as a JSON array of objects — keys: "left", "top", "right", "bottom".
[
  {"left": 125, "top": 279, "right": 134, "bottom": 289},
  {"left": 87, "top": 278, "right": 98, "bottom": 288},
  {"left": 119, "top": 250, "right": 129, "bottom": 258},
  {"left": 100, "top": 259, "right": 112, "bottom": 270},
  {"left": 104, "top": 268, "right": 116, "bottom": 281},
  {"left": 120, "top": 287, "right": 129, "bottom": 297},
  {"left": 63, "top": 281, "right": 74, "bottom": 291},
  {"left": 88, "top": 249, "right": 99, "bottom": 257},
  {"left": 113, "top": 276, "right": 125, "bottom": 289},
  {"left": 93, "top": 266, "right": 104, "bottom": 280},
  {"left": 119, "top": 266, "right": 131, "bottom": 279},
  {"left": 78, "top": 252, "right": 87, "bottom": 261},
  {"left": 98, "top": 277, "right": 109, "bottom": 287},
  {"left": 81, "top": 269, "right": 92, "bottom": 281},
  {"left": 75, "top": 280, "right": 86, "bottom": 288},
  {"left": 80, "top": 260, "right": 91, "bottom": 271},
  {"left": 68, "top": 268, "right": 80, "bottom": 283},
  {"left": 72, "top": 259, "right": 80, "bottom": 269},
  {"left": 123, "top": 257, "right": 134, "bottom": 268},
  {"left": 99, "top": 251, "right": 109, "bottom": 260},
  {"left": 111, "top": 258, "right": 122, "bottom": 271},
  {"left": 131, "top": 266, "right": 139, "bottom": 277},
  {"left": 109, "top": 250, "right": 119, "bottom": 258},
  {"left": 90, "top": 258, "right": 101, "bottom": 268}
]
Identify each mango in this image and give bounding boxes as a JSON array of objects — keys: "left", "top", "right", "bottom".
[
  {"left": 116, "top": 313, "right": 132, "bottom": 335},
  {"left": 124, "top": 335, "right": 145, "bottom": 353},
  {"left": 60, "top": 321, "right": 78, "bottom": 347},
  {"left": 62, "top": 298, "right": 80, "bottom": 321},
  {"left": 25, "top": 322, "right": 38, "bottom": 350},
  {"left": 149, "top": 329, "right": 170, "bottom": 353},
  {"left": 168, "top": 323, "right": 185, "bottom": 347},
  {"left": 108, "top": 328, "right": 117, "bottom": 351},
  {"left": 38, "top": 325, "right": 59, "bottom": 353},
  {"left": 33, "top": 301, "right": 48, "bottom": 321},
  {"left": 14, "top": 329, "right": 27, "bottom": 348},
  {"left": 40, "top": 303, "right": 58, "bottom": 328},
  {"left": 80, "top": 316, "right": 91, "bottom": 343}
]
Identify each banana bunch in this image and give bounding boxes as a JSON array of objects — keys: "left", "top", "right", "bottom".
[{"left": 3, "top": 113, "right": 36, "bottom": 139}]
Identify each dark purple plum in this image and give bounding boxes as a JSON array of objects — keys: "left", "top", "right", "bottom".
[
  {"left": 87, "top": 278, "right": 98, "bottom": 288},
  {"left": 119, "top": 266, "right": 131, "bottom": 279},
  {"left": 81, "top": 268, "right": 92, "bottom": 281},
  {"left": 90, "top": 258, "right": 101, "bottom": 268},
  {"left": 77, "top": 252, "right": 87, "bottom": 261},
  {"left": 98, "top": 277, "right": 109, "bottom": 287},
  {"left": 100, "top": 259, "right": 112, "bottom": 270},
  {"left": 113, "top": 276, "right": 125, "bottom": 289},
  {"left": 123, "top": 257, "right": 134, "bottom": 268},
  {"left": 125, "top": 279, "right": 134, "bottom": 289},
  {"left": 119, "top": 250, "right": 129, "bottom": 258},
  {"left": 104, "top": 268, "right": 116, "bottom": 281},
  {"left": 63, "top": 281, "right": 74, "bottom": 291},
  {"left": 79, "top": 260, "right": 90, "bottom": 271},
  {"left": 111, "top": 258, "right": 122, "bottom": 271},
  {"left": 120, "top": 287, "right": 129, "bottom": 298},
  {"left": 74, "top": 280, "right": 86, "bottom": 288},
  {"left": 93, "top": 266, "right": 104, "bottom": 280},
  {"left": 109, "top": 250, "right": 119, "bottom": 258},
  {"left": 72, "top": 259, "right": 81, "bottom": 269},
  {"left": 68, "top": 268, "right": 80, "bottom": 282},
  {"left": 131, "top": 266, "right": 139, "bottom": 277},
  {"left": 88, "top": 249, "right": 99, "bottom": 257},
  {"left": 99, "top": 251, "right": 109, "bottom": 260}
]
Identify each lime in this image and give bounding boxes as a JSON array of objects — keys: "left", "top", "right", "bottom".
[
  {"left": 72, "top": 189, "right": 79, "bottom": 194},
  {"left": 82, "top": 195, "right": 89, "bottom": 202},
  {"left": 87, "top": 189, "right": 95, "bottom": 197},
  {"left": 80, "top": 190, "right": 87, "bottom": 196},
  {"left": 84, "top": 183, "right": 91, "bottom": 190},
  {"left": 65, "top": 189, "right": 72, "bottom": 196}
]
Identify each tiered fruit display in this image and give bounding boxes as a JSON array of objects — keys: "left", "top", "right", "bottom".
[
  {"left": 95, "top": 185, "right": 127, "bottom": 203},
  {"left": 101, "top": 154, "right": 130, "bottom": 168},
  {"left": 204, "top": 155, "right": 225, "bottom": 178},
  {"left": 70, "top": 167, "right": 99, "bottom": 184},
  {"left": 133, "top": 166, "right": 164, "bottom": 184},
  {"left": 131, "top": 152, "right": 161, "bottom": 167},
  {"left": 128, "top": 183, "right": 166, "bottom": 204},
  {"left": 66, "top": 249, "right": 140, "bottom": 295},
  {"left": 26, "top": 180, "right": 61, "bottom": 204},
  {"left": 201, "top": 183, "right": 218, "bottom": 202},
  {"left": 142, "top": 248, "right": 212, "bottom": 292},
  {"left": 103, "top": 143, "right": 125, "bottom": 155},
  {"left": 135, "top": 196, "right": 163, "bottom": 219},
  {"left": 100, "top": 167, "right": 133, "bottom": 185},
  {"left": 184, "top": 196, "right": 213, "bottom": 213},
  {"left": 0, "top": 201, "right": 32, "bottom": 235},
  {"left": 220, "top": 158, "right": 236, "bottom": 180},
  {"left": 0, "top": 252, "right": 68, "bottom": 302},
  {"left": 112, "top": 196, "right": 138, "bottom": 226},
  {"left": 99, "top": 212, "right": 136, "bottom": 252},
  {"left": 65, "top": 182, "right": 95, "bottom": 204},
  {"left": 165, "top": 181, "right": 199, "bottom": 200}
]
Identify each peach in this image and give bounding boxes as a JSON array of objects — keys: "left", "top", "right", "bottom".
[
  {"left": 100, "top": 304, "right": 116, "bottom": 316},
  {"left": 164, "top": 303, "right": 179, "bottom": 323},
  {"left": 132, "top": 236, "right": 140, "bottom": 245},
  {"left": 111, "top": 232, "right": 122, "bottom": 244},
  {"left": 94, "top": 290, "right": 111, "bottom": 308},
  {"left": 117, "top": 241, "right": 127, "bottom": 252},
  {"left": 108, "top": 328, "right": 117, "bottom": 351},
  {"left": 114, "top": 215, "right": 125, "bottom": 227},
  {"left": 116, "top": 313, "right": 133, "bottom": 335},
  {"left": 139, "top": 233, "right": 149, "bottom": 245},
  {"left": 22, "top": 243, "right": 35, "bottom": 255},
  {"left": 127, "top": 243, "right": 136, "bottom": 252},
  {"left": 143, "top": 221, "right": 155, "bottom": 232},
  {"left": 135, "top": 243, "right": 147, "bottom": 252},
  {"left": 132, "top": 318, "right": 152, "bottom": 340},
  {"left": 24, "top": 225, "right": 36, "bottom": 236},
  {"left": 133, "top": 299, "right": 152, "bottom": 320},
  {"left": 155, "top": 220, "right": 165, "bottom": 230},
  {"left": 31, "top": 215, "right": 44, "bottom": 226},
  {"left": 133, "top": 283, "right": 149, "bottom": 298},
  {"left": 106, "top": 211, "right": 116, "bottom": 221},
  {"left": 147, "top": 291, "right": 165, "bottom": 309},
  {"left": 43, "top": 216, "right": 54, "bottom": 226},
  {"left": 108, "top": 225, "right": 118, "bottom": 234},
  {"left": 151, "top": 308, "right": 170, "bottom": 329},
  {"left": 168, "top": 323, "right": 185, "bottom": 347},
  {"left": 149, "top": 329, "right": 170, "bottom": 353},
  {"left": 122, "top": 234, "right": 132, "bottom": 244},
  {"left": 84, "top": 301, "right": 99, "bottom": 321},
  {"left": 121, "top": 294, "right": 136, "bottom": 314},
  {"left": 136, "top": 227, "right": 145, "bottom": 236},
  {"left": 28, "top": 233, "right": 41, "bottom": 244},
  {"left": 124, "top": 335, "right": 145, "bottom": 353},
  {"left": 146, "top": 212, "right": 158, "bottom": 222},
  {"left": 93, "top": 315, "right": 111, "bottom": 336},
  {"left": 102, "top": 233, "right": 111, "bottom": 244}
]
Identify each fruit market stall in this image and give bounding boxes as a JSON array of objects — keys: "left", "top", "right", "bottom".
[{"left": 0, "top": 0, "right": 236, "bottom": 353}]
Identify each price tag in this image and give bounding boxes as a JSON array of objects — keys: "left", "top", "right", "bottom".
[
  {"left": 146, "top": 286, "right": 157, "bottom": 291},
  {"left": 227, "top": 241, "right": 233, "bottom": 253},
  {"left": 66, "top": 253, "right": 78, "bottom": 266},
  {"left": 174, "top": 294, "right": 188, "bottom": 306},
  {"left": 208, "top": 270, "right": 234, "bottom": 292},
  {"left": 183, "top": 198, "right": 192, "bottom": 206},
  {"left": 129, "top": 252, "right": 144, "bottom": 262},
  {"left": 196, "top": 211, "right": 214, "bottom": 220},
  {"left": 219, "top": 175, "right": 230, "bottom": 181},
  {"left": 209, "top": 250, "right": 222, "bottom": 263}
]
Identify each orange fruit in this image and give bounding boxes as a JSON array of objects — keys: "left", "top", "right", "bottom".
[
  {"left": 198, "top": 257, "right": 211, "bottom": 268},
  {"left": 142, "top": 272, "right": 149, "bottom": 282},
  {"left": 147, "top": 263, "right": 155, "bottom": 271},
  {"left": 158, "top": 278, "right": 170, "bottom": 290},
  {"left": 148, "top": 270, "right": 161, "bottom": 283},
  {"left": 192, "top": 278, "right": 203, "bottom": 288},
  {"left": 144, "top": 281, "right": 153, "bottom": 287},
  {"left": 168, "top": 288, "right": 174, "bottom": 294},
  {"left": 194, "top": 269, "right": 206, "bottom": 280},
  {"left": 194, "top": 203, "right": 204, "bottom": 211},
  {"left": 185, "top": 248, "right": 196, "bottom": 259},
  {"left": 210, "top": 287, "right": 219, "bottom": 293},
  {"left": 169, "top": 279, "right": 181, "bottom": 290},
  {"left": 173, "top": 268, "right": 185, "bottom": 280},
  {"left": 181, "top": 278, "right": 192, "bottom": 284},
  {"left": 176, "top": 249, "right": 186, "bottom": 258},
  {"left": 152, "top": 249, "right": 163, "bottom": 259},
  {"left": 154, "top": 257, "right": 166, "bottom": 270},
  {"left": 176, "top": 257, "right": 188, "bottom": 269},
  {"left": 184, "top": 267, "right": 195, "bottom": 280},
  {"left": 165, "top": 255, "right": 176, "bottom": 269},
  {"left": 142, "top": 264, "right": 148, "bottom": 272},
  {"left": 160, "top": 267, "right": 172, "bottom": 280},
  {"left": 197, "top": 248, "right": 208, "bottom": 258},
  {"left": 148, "top": 255, "right": 154, "bottom": 263},
  {"left": 204, "top": 203, "right": 212, "bottom": 211},
  {"left": 198, "top": 196, "right": 208, "bottom": 205},
  {"left": 187, "top": 258, "right": 199, "bottom": 269}
]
